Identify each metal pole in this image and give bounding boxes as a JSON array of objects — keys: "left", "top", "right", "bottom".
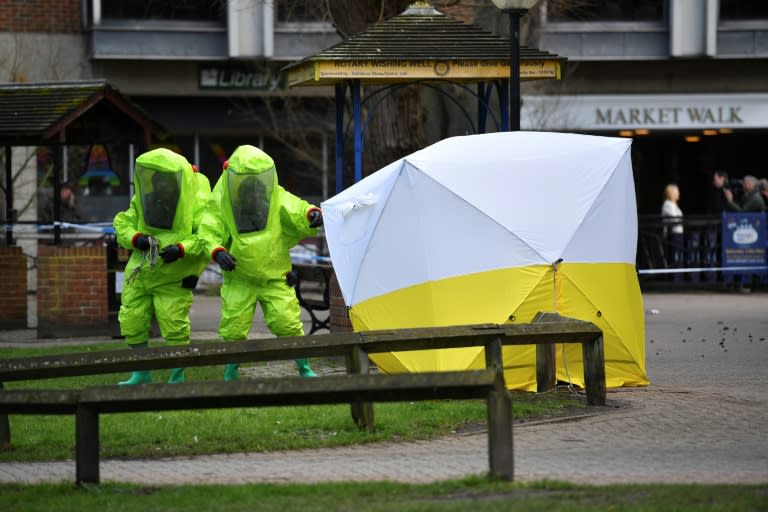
[
  {"left": 53, "top": 145, "right": 62, "bottom": 246},
  {"left": 508, "top": 9, "right": 523, "bottom": 132},
  {"left": 4, "top": 145, "right": 12, "bottom": 246},
  {"left": 352, "top": 79, "right": 362, "bottom": 184},
  {"left": 334, "top": 83, "right": 345, "bottom": 194}
]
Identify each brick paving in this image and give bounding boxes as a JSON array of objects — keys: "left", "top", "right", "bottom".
[{"left": 1, "top": 292, "right": 766, "bottom": 485}]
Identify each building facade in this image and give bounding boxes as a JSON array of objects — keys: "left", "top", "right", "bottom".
[
  {"left": 526, "top": 0, "right": 768, "bottom": 214},
  {"left": 3, "top": 0, "right": 767, "bottom": 218}
]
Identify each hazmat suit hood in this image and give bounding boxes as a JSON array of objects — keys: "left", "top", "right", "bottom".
[
  {"left": 226, "top": 146, "right": 276, "bottom": 234},
  {"left": 134, "top": 148, "right": 198, "bottom": 235}
]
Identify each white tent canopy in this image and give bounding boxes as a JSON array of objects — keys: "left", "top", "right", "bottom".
[{"left": 323, "top": 131, "right": 636, "bottom": 307}]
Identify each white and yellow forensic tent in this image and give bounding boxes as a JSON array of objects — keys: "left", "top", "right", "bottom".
[{"left": 321, "top": 131, "right": 648, "bottom": 390}]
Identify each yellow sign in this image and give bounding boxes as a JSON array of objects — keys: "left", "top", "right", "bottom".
[{"left": 287, "top": 59, "right": 560, "bottom": 86}]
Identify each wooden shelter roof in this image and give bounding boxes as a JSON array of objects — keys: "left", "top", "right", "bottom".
[
  {"left": 0, "top": 80, "right": 165, "bottom": 146},
  {"left": 284, "top": 4, "right": 565, "bottom": 87}
]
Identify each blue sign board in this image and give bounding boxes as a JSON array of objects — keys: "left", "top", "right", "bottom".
[{"left": 722, "top": 212, "right": 767, "bottom": 269}]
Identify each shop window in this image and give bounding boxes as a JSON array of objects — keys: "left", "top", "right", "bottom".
[
  {"left": 101, "top": 0, "right": 226, "bottom": 22},
  {"left": 720, "top": 0, "right": 768, "bottom": 20},
  {"left": 277, "top": 0, "right": 329, "bottom": 23},
  {"left": 545, "top": 0, "right": 664, "bottom": 22}
]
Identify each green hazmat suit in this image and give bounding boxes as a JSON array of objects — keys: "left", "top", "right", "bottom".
[
  {"left": 113, "top": 148, "right": 210, "bottom": 383},
  {"left": 199, "top": 145, "right": 319, "bottom": 379}
]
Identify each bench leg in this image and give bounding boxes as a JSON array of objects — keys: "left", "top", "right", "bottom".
[
  {"left": 536, "top": 344, "right": 556, "bottom": 392},
  {"left": 0, "top": 383, "right": 9, "bottom": 450},
  {"left": 484, "top": 336, "right": 503, "bottom": 370},
  {"left": 582, "top": 335, "right": 607, "bottom": 406},
  {"left": 346, "top": 346, "right": 374, "bottom": 431},
  {"left": 487, "top": 389, "right": 514, "bottom": 480},
  {"left": 76, "top": 405, "right": 100, "bottom": 485}
]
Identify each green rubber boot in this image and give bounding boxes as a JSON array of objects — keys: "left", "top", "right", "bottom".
[
  {"left": 118, "top": 342, "right": 152, "bottom": 385},
  {"left": 295, "top": 358, "right": 317, "bottom": 378},
  {"left": 168, "top": 368, "right": 185, "bottom": 384},
  {"left": 224, "top": 363, "right": 239, "bottom": 382},
  {"left": 118, "top": 371, "right": 152, "bottom": 386}
]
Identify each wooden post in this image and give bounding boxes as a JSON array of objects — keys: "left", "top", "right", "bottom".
[
  {"left": 486, "top": 385, "right": 514, "bottom": 480},
  {"left": 346, "top": 346, "right": 374, "bottom": 431},
  {"left": 582, "top": 334, "right": 607, "bottom": 405},
  {"left": 485, "top": 341, "right": 513, "bottom": 480},
  {"left": 532, "top": 312, "right": 557, "bottom": 392},
  {"left": 0, "top": 382, "right": 9, "bottom": 450},
  {"left": 75, "top": 405, "right": 100, "bottom": 485},
  {"left": 484, "top": 336, "right": 503, "bottom": 370}
]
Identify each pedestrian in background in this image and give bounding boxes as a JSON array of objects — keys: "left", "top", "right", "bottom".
[
  {"left": 199, "top": 145, "right": 322, "bottom": 381},
  {"left": 727, "top": 175, "right": 766, "bottom": 212},
  {"left": 41, "top": 183, "right": 84, "bottom": 225},
  {"left": 759, "top": 178, "right": 768, "bottom": 205},
  {"left": 706, "top": 170, "right": 732, "bottom": 214},
  {"left": 661, "top": 183, "right": 684, "bottom": 273}
]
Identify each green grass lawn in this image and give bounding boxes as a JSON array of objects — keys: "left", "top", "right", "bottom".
[{"left": 1, "top": 479, "right": 766, "bottom": 511}]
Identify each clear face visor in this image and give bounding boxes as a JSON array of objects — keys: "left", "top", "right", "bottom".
[
  {"left": 136, "top": 165, "right": 181, "bottom": 230},
  {"left": 228, "top": 169, "right": 274, "bottom": 233}
]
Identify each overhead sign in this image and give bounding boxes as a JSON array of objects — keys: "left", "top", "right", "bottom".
[
  {"left": 199, "top": 64, "right": 284, "bottom": 91},
  {"left": 522, "top": 93, "right": 768, "bottom": 130},
  {"left": 287, "top": 59, "right": 560, "bottom": 86}
]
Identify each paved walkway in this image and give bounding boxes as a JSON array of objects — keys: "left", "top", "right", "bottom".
[{"left": 1, "top": 292, "right": 766, "bottom": 485}]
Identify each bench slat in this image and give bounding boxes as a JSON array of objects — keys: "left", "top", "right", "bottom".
[
  {"left": 79, "top": 370, "right": 503, "bottom": 413},
  {"left": 0, "top": 389, "right": 80, "bottom": 414},
  {"left": 0, "top": 320, "right": 600, "bottom": 382}
]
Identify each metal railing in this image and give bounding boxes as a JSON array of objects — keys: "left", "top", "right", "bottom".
[{"left": 637, "top": 214, "right": 767, "bottom": 287}]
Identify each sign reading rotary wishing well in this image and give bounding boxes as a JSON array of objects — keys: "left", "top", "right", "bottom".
[
  {"left": 287, "top": 59, "right": 560, "bottom": 86},
  {"left": 722, "top": 212, "right": 767, "bottom": 267}
]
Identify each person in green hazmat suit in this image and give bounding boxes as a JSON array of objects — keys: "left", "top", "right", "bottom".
[
  {"left": 113, "top": 148, "right": 211, "bottom": 385},
  {"left": 199, "top": 145, "right": 323, "bottom": 380}
]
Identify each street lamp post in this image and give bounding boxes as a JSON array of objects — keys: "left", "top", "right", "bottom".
[{"left": 492, "top": 0, "right": 539, "bottom": 132}]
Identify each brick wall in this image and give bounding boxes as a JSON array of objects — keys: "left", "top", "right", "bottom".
[
  {"left": 0, "top": 246, "right": 28, "bottom": 329},
  {"left": 329, "top": 270, "right": 352, "bottom": 333},
  {"left": 0, "top": 0, "right": 81, "bottom": 33},
  {"left": 37, "top": 245, "right": 109, "bottom": 338}
]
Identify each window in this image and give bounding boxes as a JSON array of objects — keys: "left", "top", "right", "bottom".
[
  {"left": 101, "top": 0, "right": 226, "bottom": 22},
  {"left": 546, "top": 0, "right": 664, "bottom": 22},
  {"left": 276, "top": 0, "right": 329, "bottom": 23},
  {"left": 720, "top": 0, "right": 768, "bottom": 20}
]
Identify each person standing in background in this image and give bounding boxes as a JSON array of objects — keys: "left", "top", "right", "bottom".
[
  {"left": 707, "top": 170, "right": 732, "bottom": 214},
  {"left": 727, "top": 175, "right": 766, "bottom": 212},
  {"left": 41, "top": 183, "right": 84, "bottom": 224},
  {"left": 661, "top": 183, "right": 684, "bottom": 273}
]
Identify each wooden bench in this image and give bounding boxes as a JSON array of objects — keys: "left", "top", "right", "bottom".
[
  {"left": 0, "top": 316, "right": 604, "bottom": 435},
  {"left": 0, "top": 316, "right": 604, "bottom": 402},
  {"left": 291, "top": 262, "right": 332, "bottom": 334},
  {"left": 1, "top": 370, "right": 512, "bottom": 485},
  {"left": 0, "top": 316, "right": 604, "bottom": 483}
]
